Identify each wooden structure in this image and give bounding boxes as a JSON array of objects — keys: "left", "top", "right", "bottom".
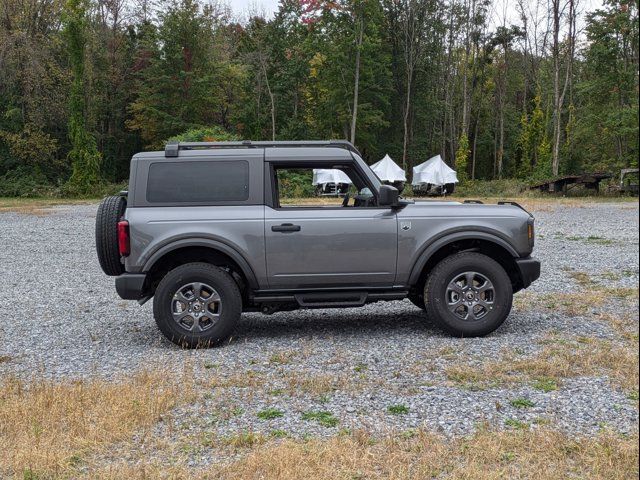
[
  {"left": 529, "top": 173, "right": 612, "bottom": 194},
  {"left": 620, "top": 168, "right": 639, "bottom": 195}
]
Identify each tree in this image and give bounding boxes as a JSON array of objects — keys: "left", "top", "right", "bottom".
[
  {"left": 550, "top": 0, "right": 576, "bottom": 176},
  {"left": 64, "top": 0, "right": 102, "bottom": 192}
]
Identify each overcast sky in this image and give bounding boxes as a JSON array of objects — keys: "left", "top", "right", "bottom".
[
  {"left": 226, "top": 0, "right": 280, "bottom": 19},
  {"left": 225, "top": 0, "right": 605, "bottom": 24}
]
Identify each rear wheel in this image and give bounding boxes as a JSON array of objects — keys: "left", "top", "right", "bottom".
[
  {"left": 424, "top": 252, "right": 512, "bottom": 337},
  {"left": 95, "top": 195, "right": 126, "bottom": 276},
  {"left": 153, "top": 262, "right": 241, "bottom": 348}
]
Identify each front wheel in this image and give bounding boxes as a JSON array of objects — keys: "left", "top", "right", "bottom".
[
  {"left": 424, "top": 252, "right": 513, "bottom": 337},
  {"left": 153, "top": 262, "right": 242, "bottom": 348}
]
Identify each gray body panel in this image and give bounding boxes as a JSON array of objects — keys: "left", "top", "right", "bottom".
[
  {"left": 121, "top": 145, "right": 536, "bottom": 295},
  {"left": 395, "top": 201, "right": 532, "bottom": 285},
  {"left": 264, "top": 206, "right": 397, "bottom": 288},
  {"left": 124, "top": 205, "right": 267, "bottom": 286}
]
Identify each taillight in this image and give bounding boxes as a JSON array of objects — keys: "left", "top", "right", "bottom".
[{"left": 117, "top": 220, "right": 130, "bottom": 257}]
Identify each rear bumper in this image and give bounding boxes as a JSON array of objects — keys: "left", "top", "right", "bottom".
[
  {"left": 515, "top": 257, "right": 541, "bottom": 289},
  {"left": 115, "top": 273, "right": 147, "bottom": 300}
]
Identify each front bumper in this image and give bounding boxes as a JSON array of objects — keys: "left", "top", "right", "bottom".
[
  {"left": 115, "top": 273, "right": 147, "bottom": 300},
  {"left": 515, "top": 257, "right": 541, "bottom": 289}
]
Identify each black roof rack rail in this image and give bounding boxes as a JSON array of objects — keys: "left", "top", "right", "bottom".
[{"left": 164, "top": 140, "right": 361, "bottom": 157}]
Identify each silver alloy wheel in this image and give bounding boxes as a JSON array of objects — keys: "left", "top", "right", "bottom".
[
  {"left": 445, "top": 271, "right": 495, "bottom": 321},
  {"left": 171, "top": 282, "right": 222, "bottom": 332}
]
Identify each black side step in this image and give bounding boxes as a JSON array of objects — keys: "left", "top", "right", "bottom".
[
  {"left": 295, "top": 291, "right": 367, "bottom": 308},
  {"left": 251, "top": 289, "right": 409, "bottom": 308}
]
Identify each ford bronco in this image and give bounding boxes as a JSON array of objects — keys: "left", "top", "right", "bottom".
[{"left": 96, "top": 140, "right": 540, "bottom": 347}]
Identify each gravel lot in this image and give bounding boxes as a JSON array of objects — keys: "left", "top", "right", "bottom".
[{"left": 0, "top": 200, "right": 638, "bottom": 447}]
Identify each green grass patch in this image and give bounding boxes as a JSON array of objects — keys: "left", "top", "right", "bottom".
[
  {"left": 505, "top": 419, "right": 529, "bottom": 430},
  {"left": 509, "top": 398, "right": 536, "bottom": 409},
  {"left": 256, "top": 408, "right": 284, "bottom": 420},
  {"left": 387, "top": 404, "right": 410, "bottom": 415},
  {"left": 532, "top": 377, "right": 559, "bottom": 392},
  {"left": 301, "top": 410, "right": 338, "bottom": 427}
]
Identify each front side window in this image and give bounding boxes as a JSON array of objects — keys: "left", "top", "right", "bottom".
[
  {"left": 147, "top": 161, "right": 249, "bottom": 203},
  {"left": 273, "top": 165, "right": 376, "bottom": 208}
]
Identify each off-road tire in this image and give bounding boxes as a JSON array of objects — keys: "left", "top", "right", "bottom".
[
  {"left": 95, "top": 195, "right": 126, "bottom": 276},
  {"left": 424, "top": 252, "right": 512, "bottom": 337},
  {"left": 153, "top": 262, "right": 241, "bottom": 348}
]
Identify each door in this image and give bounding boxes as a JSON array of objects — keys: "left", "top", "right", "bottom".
[
  {"left": 265, "top": 207, "right": 397, "bottom": 288},
  {"left": 263, "top": 156, "right": 398, "bottom": 289}
]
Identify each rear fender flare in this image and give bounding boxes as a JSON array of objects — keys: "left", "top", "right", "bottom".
[{"left": 142, "top": 237, "right": 259, "bottom": 289}]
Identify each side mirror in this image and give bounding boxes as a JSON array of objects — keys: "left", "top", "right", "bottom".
[{"left": 378, "top": 184, "right": 399, "bottom": 207}]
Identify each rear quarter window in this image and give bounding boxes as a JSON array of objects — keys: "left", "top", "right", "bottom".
[{"left": 146, "top": 161, "right": 249, "bottom": 203}]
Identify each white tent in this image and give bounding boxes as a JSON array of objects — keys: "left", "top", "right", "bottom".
[
  {"left": 312, "top": 169, "right": 352, "bottom": 185},
  {"left": 370, "top": 154, "right": 406, "bottom": 182},
  {"left": 412, "top": 155, "right": 458, "bottom": 186}
]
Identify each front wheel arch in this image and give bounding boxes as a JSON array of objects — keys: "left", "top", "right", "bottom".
[{"left": 409, "top": 236, "right": 523, "bottom": 297}]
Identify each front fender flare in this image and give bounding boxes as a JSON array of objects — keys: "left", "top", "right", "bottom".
[{"left": 407, "top": 230, "right": 520, "bottom": 286}]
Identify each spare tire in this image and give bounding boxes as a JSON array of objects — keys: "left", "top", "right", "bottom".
[{"left": 95, "top": 195, "right": 126, "bottom": 276}]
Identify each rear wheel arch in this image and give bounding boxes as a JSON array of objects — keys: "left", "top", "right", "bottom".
[
  {"left": 409, "top": 234, "right": 522, "bottom": 296},
  {"left": 143, "top": 241, "right": 258, "bottom": 300}
]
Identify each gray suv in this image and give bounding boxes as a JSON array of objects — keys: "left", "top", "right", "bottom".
[{"left": 96, "top": 140, "right": 540, "bottom": 347}]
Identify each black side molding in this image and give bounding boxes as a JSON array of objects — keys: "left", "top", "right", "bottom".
[
  {"left": 115, "top": 273, "right": 147, "bottom": 300},
  {"left": 515, "top": 257, "right": 541, "bottom": 290}
]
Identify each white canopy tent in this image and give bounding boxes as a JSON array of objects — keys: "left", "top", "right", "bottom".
[
  {"left": 370, "top": 154, "right": 406, "bottom": 182},
  {"left": 412, "top": 155, "right": 458, "bottom": 186},
  {"left": 312, "top": 169, "right": 352, "bottom": 185}
]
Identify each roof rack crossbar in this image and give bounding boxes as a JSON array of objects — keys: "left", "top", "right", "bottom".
[{"left": 164, "top": 140, "right": 360, "bottom": 157}]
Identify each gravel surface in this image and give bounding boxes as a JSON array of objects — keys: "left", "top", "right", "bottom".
[{"left": 0, "top": 201, "right": 638, "bottom": 445}]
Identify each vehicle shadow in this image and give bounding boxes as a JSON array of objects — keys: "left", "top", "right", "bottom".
[{"left": 231, "top": 305, "right": 441, "bottom": 342}]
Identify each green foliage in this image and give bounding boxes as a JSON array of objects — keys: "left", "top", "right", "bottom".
[
  {"left": 455, "top": 133, "right": 470, "bottom": 183},
  {"left": 452, "top": 179, "right": 526, "bottom": 198},
  {"left": 63, "top": 0, "right": 102, "bottom": 194},
  {"left": 277, "top": 170, "right": 316, "bottom": 198},
  {"left": 0, "top": 0, "right": 637, "bottom": 196},
  {"left": 168, "top": 126, "right": 240, "bottom": 143},
  {"left": 517, "top": 91, "right": 547, "bottom": 179}
]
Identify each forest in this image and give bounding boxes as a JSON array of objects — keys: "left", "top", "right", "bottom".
[{"left": 0, "top": 0, "right": 638, "bottom": 196}]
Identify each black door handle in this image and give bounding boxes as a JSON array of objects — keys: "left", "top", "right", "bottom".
[{"left": 271, "top": 223, "right": 301, "bottom": 232}]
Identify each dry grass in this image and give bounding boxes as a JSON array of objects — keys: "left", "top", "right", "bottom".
[
  {"left": 0, "top": 197, "right": 94, "bottom": 215},
  {"left": 87, "top": 428, "right": 638, "bottom": 479},
  {"left": 1, "top": 369, "right": 637, "bottom": 479},
  {"left": 514, "top": 285, "right": 638, "bottom": 317},
  {"left": 445, "top": 336, "right": 639, "bottom": 392},
  {"left": 283, "top": 371, "right": 354, "bottom": 396},
  {"left": 0, "top": 370, "right": 192, "bottom": 478}
]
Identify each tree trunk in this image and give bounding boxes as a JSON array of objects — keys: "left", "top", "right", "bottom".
[
  {"left": 472, "top": 118, "right": 478, "bottom": 179},
  {"left": 261, "top": 58, "right": 276, "bottom": 141},
  {"left": 402, "top": 70, "right": 412, "bottom": 171},
  {"left": 551, "top": 0, "right": 561, "bottom": 176},
  {"left": 350, "top": 17, "right": 363, "bottom": 145}
]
